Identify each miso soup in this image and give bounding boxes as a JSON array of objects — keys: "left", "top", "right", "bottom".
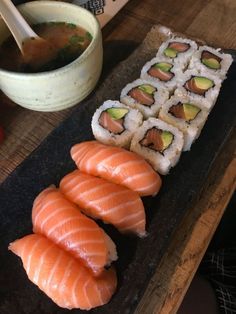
[{"left": 0, "top": 22, "right": 93, "bottom": 73}]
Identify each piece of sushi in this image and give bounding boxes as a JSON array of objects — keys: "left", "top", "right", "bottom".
[
  {"left": 91, "top": 100, "right": 143, "bottom": 148},
  {"left": 60, "top": 170, "right": 146, "bottom": 237},
  {"left": 120, "top": 79, "right": 169, "bottom": 119},
  {"left": 159, "top": 95, "right": 209, "bottom": 151},
  {"left": 189, "top": 45, "right": 233, "bottom": 79},
  {"left": 175, "top": 69, "right": 222, "bottom": 110},
  {"left": 9, "top": 234, "right": 117, "bottom": 310},
  {"left": 156, "top": 37, "right": 198, "bottom": 68},
  {"left": 140, "top": 57, "right": 182, "bottom": 92},
  {"left": 32, "top": 186, "right": 117, "bottom": 276},
  {"left": 130, "top": 118, "right": 184, "bottom": 175},
  {"left": 70, "top": 141, "right": 162, "bottom": 197}
]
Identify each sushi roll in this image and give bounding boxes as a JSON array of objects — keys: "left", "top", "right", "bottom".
[
  {"left": 156, "top": 37, "right": 198, "bottom": 68},
  {"left": 91, "top": 100, "right": 143, "bottom": 148},
  {"left": 130, "top": 118, "right": 184, "bottom": 175},
  {"left": 140, "top": 57, "right": 182, "bottom": 92},
  {"left": 175, "top": 69, "right": 222, "bottom": 110},
  {"left": 189, "top": 45, "right": 233, "bottom": 79},
  {"left": 159, "top": 95, "right": 209, "bottom": 151},
  {"left": 120, "top": 79, "right": 169, "bottom": 119}
]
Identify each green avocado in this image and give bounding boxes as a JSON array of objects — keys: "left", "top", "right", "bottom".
[
  {"left": 194, "top": 76, "right": 214, "bottom": 90},
  {"left": 138, "top": 84, "right": 156, "bottom": 95},
  {"left": 164, "top": 47, "right": 177, "bottom": 58},
  {"left": 202, "top": 58, "right": 220, "bottom": 70},
  {"left": 161, "top": 131, "right": 174, "bottom": 150},
  {"left": 183, "top": 103, "right": 201, "bottom": 121},
  {"left": 154, "top": 62, "right": 172, "bottom": 72},
  {"left": 106, "top": 107, "right": 129, "bottom": 120}
]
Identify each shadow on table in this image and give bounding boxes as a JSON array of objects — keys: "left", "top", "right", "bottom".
[{"left": 178, "top": 193, "right": 236, "bottom": 314}]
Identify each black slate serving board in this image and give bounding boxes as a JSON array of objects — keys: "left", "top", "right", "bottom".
[{"left": 0, "top": 26, "right": 236, "bottom": 314}]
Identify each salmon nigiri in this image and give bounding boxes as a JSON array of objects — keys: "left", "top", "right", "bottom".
[
  {"left": 70, "top": 141, "right": 162, "bottom": 196},
  {"left": 60, "top": 170, "right": 146, "bottom": 237},
  {"left": 32, "top": 186, "right": 117, "bottom": 276},
  {"left": 9, "top": 234, "right": 117, "bottom": 310}
]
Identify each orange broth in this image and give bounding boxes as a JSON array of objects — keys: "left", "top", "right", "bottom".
[{"left": 0, "top": 22, "right": 93, "bottom": 73}]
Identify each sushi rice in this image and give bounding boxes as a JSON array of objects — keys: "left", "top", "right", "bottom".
[
  {"left": 120, "top": 78, "right": 169, "bottom": 119},
  {"left": 189, "top": 45, "right": 233, "bottom": 80},
  {"left": 130, "top": 118, "right": 184, "bottom": 175},
  {"left": 158, "top": 95, "right": 209, "bottom": 151},
  {"left": 91, "top": 100, "right": 143, "bottom": 148}
]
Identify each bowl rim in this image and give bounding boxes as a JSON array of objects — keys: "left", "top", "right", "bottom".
[{"left": 0, "top": 0, "right": 102, "bottom": 78}]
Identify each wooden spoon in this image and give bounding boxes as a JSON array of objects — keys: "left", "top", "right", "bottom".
[{"left": 0, "top": 0, "right": 58, "bottom": 70}]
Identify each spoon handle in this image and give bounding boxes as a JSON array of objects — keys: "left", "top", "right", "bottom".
[{"left": 0, "top": 0, "right": 38, "bottom": 52}]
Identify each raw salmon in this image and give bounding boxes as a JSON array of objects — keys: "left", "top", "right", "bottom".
[
  {"left": 70, "top": 141, "right": 162, "bottom": 196},
  {"left": 60, "top": 170, "right": 146, "bottom": 237},
  {"left": 32, "top": 186, "right": 117, "bottom": 276},
  {"left": 139, "top": 127, "right": 174, "bottom": 153},
  {"left": 148, "top": 67, "right": 174, "bottom": 81},
  {"left": 128, "top": 88, "right": 154, "bottom": 106},
  {"left": 99, "top": 111, "right": 125, "bottom": 134},
  {"left": 169, "top": 42, "right": 190, "bottom": 52},
  {"left": 9, "top": 234, "right": 117, "bottom": 310}
]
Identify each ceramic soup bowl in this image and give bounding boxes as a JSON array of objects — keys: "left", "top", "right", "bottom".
[{"left": 0, "top": 1, "right": 103, "bottom": 111}]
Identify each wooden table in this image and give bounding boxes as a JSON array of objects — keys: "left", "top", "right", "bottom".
[{"left": 0, "top": 0, "right": 235, "bottom": 313}]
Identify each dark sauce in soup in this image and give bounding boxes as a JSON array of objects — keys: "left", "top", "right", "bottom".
[{"left": 0, "top": 22, "right": 93, "bottom": 73}]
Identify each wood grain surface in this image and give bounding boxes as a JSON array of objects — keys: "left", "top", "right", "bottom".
[
  {"left": 0, "top": 1, "right": 236, "bottom": 313},
  {"left": 135, "top": 130, "right": 236, "bottom": 314}
]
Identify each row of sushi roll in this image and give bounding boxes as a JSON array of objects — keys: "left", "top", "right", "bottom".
[
  {"left": 9, "top": 141, "right": 162, "bottom": 309},
  {"left": 92, "top": 36, "right": 233, "bottom": 174}
]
